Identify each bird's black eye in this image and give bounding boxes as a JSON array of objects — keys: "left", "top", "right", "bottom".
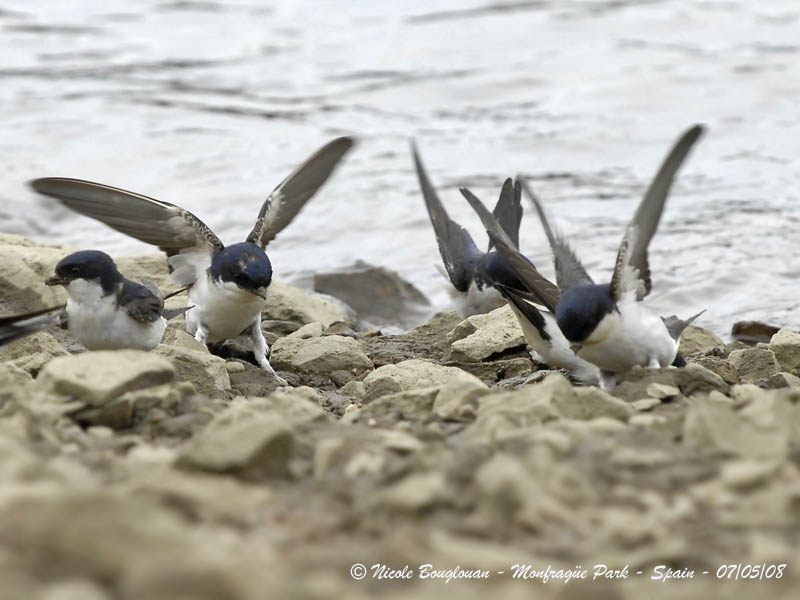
[{"left": 71, "top": 267, "right": 80, "bottom": 275}]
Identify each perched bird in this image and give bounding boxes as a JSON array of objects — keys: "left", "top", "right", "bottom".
[
  {"left": 0, "top": 305, "right": 63, "bottom": 348},
  {"left": 31, "top": 137, "right": 355, "bottom": 382},
  {"left": 462, "top": 124, "right": 704, "bottom": 390},
  {"left": 44, "top": 250, "right": 185, "bottom": 350},
  {"left": 411, "top": 142, "right": 524, "bottom": 317},
  {"left": 412, "top": 143, "right": 600, "bottom": 384}
]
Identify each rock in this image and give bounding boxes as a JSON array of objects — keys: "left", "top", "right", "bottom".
[
  {"left": 768, "top": 372, "right": 800, "bottom": 388},
  {"left": 568, "top": 386, "right": 634, "bottom": 421},
  {"left": 433, "top": 377, "right": 490, "bottom": 421},
  {"left": 3, "top": 330, "right": 67, "bottom": 375},
  {"left": 176, "top": 412, "right": 295, "bottom": 479},
  {"left": 154, "top": 344, "right": 231, "bottom": 394},
  {"left": 446, "top": 305, "right": 526, "bottom": 362},
  {"left": 727, "top": 348, "right": 781, "bottom": 384},
  {"left": 225, "top": 361, "right": 245, "bottom": 374},
  {"left": 239, "top": 386, "right": 327, "bottom": 425},
  {"left": 313, "top": 261, "right": 430, "bottom": 328},
  {"left": 372, "top": 472, "right": 450, "bottom": 512},
  {"left": 469, "top": 375, "right": 565, "bottom": 439},
  {"left": 679, "top": 325, "right": 725, "bottom": 355},
  {"left": 674, "top": 363, "right": 731, "bottom": 396},
  {"left": 161, "top": 328, "right": 208, "bottom": 353},
  {"left": 731, "top": 320, "right": 781, "bottom": 344},
  {"left": 647, "top": 382, "right": 680, "bottom": 399},
  {"left": 683, "top": 394, "right": 788, "bottom": 459},
  {"left": 0, "top": 233, "right": 70, "bottom": 313},
  {"left": 720, "top": 459, "right": 781, "bottom": 491},
  {"left": 447, "top": 357, "right": 534, "bottom": 384},
  {"left": 343, "top": 386, "right": 440, "bottom": 426},
  {"left": 37, "top": 350, "right": 175, "bottom": 406},
  {"left": 362, "top": 359, "right": 483, "bottom": 402},
  {"left": 270, "top": 334, "right": 373, "bottom": 377},
  {"left": 691, "top": 356, "right": 739, "bottom": 385},
  {"left": 0, "top": 362, "right": 34, "bottom": 407},
  {"left": 768, "top": 328, "right": 800, "bottom": 374},
  {"left": 631, "top": 397, "right": 661, "bottom": 411},
  {"left": 264, "top": 280, "right": 356, "bottom": 328},
  {"left": 286, "top": 321, "right": 324, "bottom": 339}
]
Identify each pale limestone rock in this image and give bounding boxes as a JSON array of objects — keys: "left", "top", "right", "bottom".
[
  {"left": 446, "top": 305, "right": 525, "bottom": 362},
  {"left": 265, "top": 281, "right": 355, "bottom": 328},
  {"left": 37, "top": 350, "right": 175, "bottom": 406},
  {"left": 270, "top": 334, "right": 372, "bottom": 376},
  {"left": 362, "top": 359, "right": 482, "bottom": 401},
  {"left": 154, "top": 344, "right": 230, "bottom": 394}
]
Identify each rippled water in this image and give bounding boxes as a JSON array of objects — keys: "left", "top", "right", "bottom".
[{"left": 2, "top": 0, "right": 799, "bottom": 335}]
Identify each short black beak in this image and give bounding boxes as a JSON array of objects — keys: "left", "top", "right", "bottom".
[{"left": 45, "top": 275, "right": 68, "bottom": 287}]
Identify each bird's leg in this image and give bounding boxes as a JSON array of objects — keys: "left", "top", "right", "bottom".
[
  {"left": 647, "top": 357, "right": 660, "bottom": 368},
  {"left": 599, "top": 370, "right": 618, "bottom": 392},
  {"left": 247, "top": 319, "right": 287, "bottom": 385},
  {"left": 193, "top": 323, "right": 209, "bottom": 346}
]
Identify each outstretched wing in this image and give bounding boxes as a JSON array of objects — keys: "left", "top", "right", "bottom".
[
  {"left": 246, "top": 136, "right": 355, "bottom": 248},
  {"left": 411, "top": 142, "right": 482, "bottom": 293},
  {"left": 460, "top": 187, "right": 561, "bottom": 312},
  {"left": 29, "top": 178, "right": 223, "bottom": 286},
  {"left": 610, "top": 124, "right": 704, "bottom": 301},
  {"left": 520, "top": 178, "right": 593, "bottom": 291},
  {"left": 488, "top": 178, "right": 523, "bottom": 251},
  {"left": 0, "top": 305, "right": 63, "bottom": 347}
]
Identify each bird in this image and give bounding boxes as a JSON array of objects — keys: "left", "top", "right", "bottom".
[
  {"left": 411, "top": 142, "right": 524, "bottom": 317},
  {"left": 461, "top": 124, "right": 705, "bottom": 390},
  {"left": 0, "top": 305, "right": 63, "bottom": 348},
  {"left": 411, "top": 143, "right": 601, "bottom": 384},
  {"left": 30, "top": 137, "right": 355, "bottom": 383},
  {"left": 44, "top": 250, "right": 187, "bottom": 351}
]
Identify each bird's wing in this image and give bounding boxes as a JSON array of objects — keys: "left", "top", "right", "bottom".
[
  {"left": 118, "top": 280, "right": 165, "bottom": 324},
  {"left": 30, "top": 178, "right": 222, "bottom": 286},
  {"left": 520, "top": 178, "right": 593, "bottom": 290},
  {"left": 610, "top": 124, "right": 705, "bottom": 301},
  {"left": 495, "top": 285, "right": 550, "bottom": 341},
  {"left": 488, "top": 178, "right": 523, "bottom": 251},
  {"left": 662, "top": 309, "right": 706, "bottom": 341},
  {"left": 0, "top": 305, "right": 63, "bottom": 347},
  {"left": 411, "top": 142, "right": 481, "bottom": 293},
  {"left": 460, "top": 186, "right": 561, "bottom": 312},
  {"left": 246, "top": 136, "right": 355, "bottom": 248}
]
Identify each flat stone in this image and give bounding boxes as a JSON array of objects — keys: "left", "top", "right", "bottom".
[
  {"left": 446, "top": 305, "right": 525, "bottom": 362},
  {"left": 362, "top": 359, "right": 482, "bottom": 401},
  {"left": 270, "top": 334, "right": 373, "bottom": 376},
  {"left": 265, "top": 281, "right": 356, "bottom": 328},
  {"left": 155, "top": 344, "right": 230, "bottom": 394},
  {"left": 37, "top": 350, "right": 175, "bottom": 406},
  {"left": 768, "top": 328, "right": 800, "bottom": 374}
]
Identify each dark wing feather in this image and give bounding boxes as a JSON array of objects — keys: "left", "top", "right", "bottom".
[
  {"left": 663, "top": 309, "right": 706, "bottom": 341},
  {"left": 411, "top": 142, "right": 481, "bottom": 293},
  {"left": 118, "top": 280, "right": 164, "bottom": 324},
  {"left": 520, "top": 178, "right": 593, "bottom": 290},
  {"left": 488, "top": 178, "right": 523, "bottom": 251},
  {"left": 0, "top": 306, "right": 63, "bottom": 347},
  {"left": 460, "top": 187, "right": 561, "bottom": 312},
  {"left": 247, "top": 136, "right": 355, "bottom": 248},
  {"left": 30, "top": 178, "right": 223, "bottom": 286},
  {"left": 496, "top": 285, "right": 550, "bottom": 341},
  {"left": 610, "top": 124, "right": 704, "bottom": 301}
]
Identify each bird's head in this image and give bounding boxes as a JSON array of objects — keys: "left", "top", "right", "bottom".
[
  {"left": 556, "top": 283, "right": 618, "bottom": 348},
  {"left": 209, "top": 242, "right": 272, "bottom": 298},
  {"left": 46, "top": 250, "right": 121, "bottom": 294}
]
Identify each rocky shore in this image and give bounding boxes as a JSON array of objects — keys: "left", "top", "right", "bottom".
[{"left": 1, "top": 232, "right": 799, "bottom": 599}]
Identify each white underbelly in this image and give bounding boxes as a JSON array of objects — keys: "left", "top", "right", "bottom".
[
  {"left": 450, "top": 282, "right": 505, "bottom": 318},
  {"left": 186, "top": 276, "right": 266, "bottom": 342},
  {"left": 578, "top": 300, "right": 677, "bottom": 373},
  {"left": 66, "top": 298, "right": 166, "bottom": 351},
  {"left": 509, "top": 304, "right": 600, "bottom": 384}
]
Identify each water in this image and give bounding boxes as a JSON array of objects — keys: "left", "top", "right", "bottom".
[{"left": 2, "top": 0, "right": 799, "bottom": 336}]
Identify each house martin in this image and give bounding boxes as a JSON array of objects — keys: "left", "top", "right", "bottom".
[
  {"left": 411, "top": 142, "right": 524, "bottom": 317},
  {"left": 31, "top": 137, "right": 355, "bottom": 383},
  {"left": 463, "top": 124, "right": 705, "bottom": 389},
  {"left": 411, "top": 143, "right": 599, "bottom": 383},
  {"left": 43, "top": 250, "right": 187, "bottom": 351}
]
